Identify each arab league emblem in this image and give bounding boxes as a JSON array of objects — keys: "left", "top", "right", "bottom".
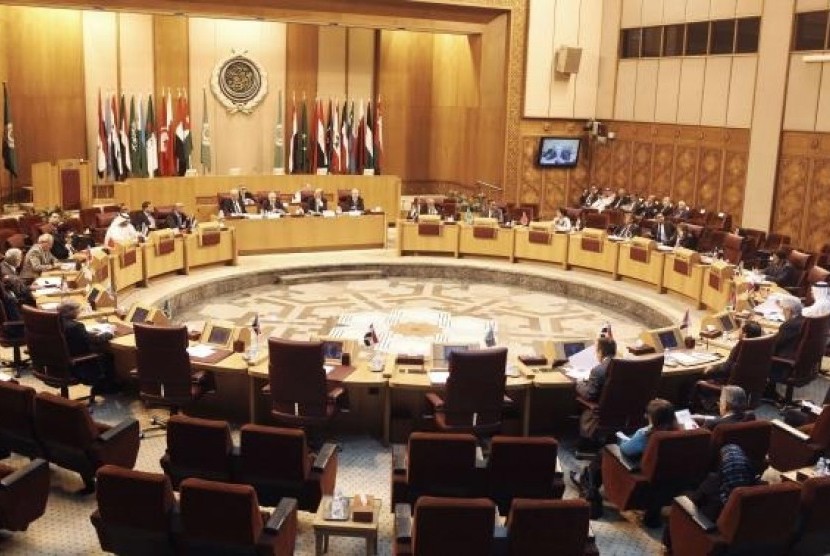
[{"left": 210, "top": 50, "right": 268, "bottom": 114}]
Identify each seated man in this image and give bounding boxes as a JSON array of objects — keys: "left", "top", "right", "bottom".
[
  {"left": 261, "top": 191, "right": 285, "bottom": 215},
  {"left": 103, "top": 209, "right": 139, "bottom": 247},
  {"left": 46, "top": 211, "right": 72, "bottom": 260},
  {"left": 407, "top": 197, "right": 423, "bottom": 220},
  {"left": 672, "top": 200, "right": 691, "bottom": 220},
  {"left": 165, "top": 203, "right": 188, "bottom": 230},
  {"left": 422, "top": 198, "right": 442, "bottom": 217},
  {"left": 21, "top": 234, "right": 59, "bottom": 281},
  {"left": 343, "top": 188, "right": 365, "bottom": 212},
  {"left": 576, "top": 337, "right": 618, "bottom": 443},
  {"left": 651, "top": 213, "right": 677, "bottom": 246},
  {"left": 763, "top": 249, "right": 797, "bottom": 288},
  {"left": 804, "top": 281, "right": 830, "bottom": 317},
  {"left": 613, "top": 212, "right": 640, "bottom": 238},
  {"left": 694, "top": 385, "right": 753, "bottom": 430},
  {"left": 57, "top": 300, "right": 117, "bottom": 396},
  {"left": 307, "top": 188, "right": 327, "bottom": 214},
  {"left": 701, "top": 322, "right": 763, "bottom": 384},
  {"left": 766, "top": 296, "right": 805, "bottom": 398},
  {"left": 580, "top": 186, "right": 599, "bottom": 208},
  {"left": 0, "top": 248, "right": 35, "bottom": 307},
  {"left": 610, "top": 187, "right": 631, "bottom": 210},
  {"left": 131, "top": 201, "right": 157, "bottom": 233},
  {"left": 219, "top": 188, "right": 245, "bottom": 216},
  {"left": 675, "top": 223, "right": 698, "bottom": 250},
  {"left": 484, "top": 200, "right": 504, "bottom": 223}
]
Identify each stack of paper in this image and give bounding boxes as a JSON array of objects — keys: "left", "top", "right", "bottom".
[
  {"left": 187, "top": 344, "right": 216, "bottom": 358},
  {"left": 428, "top": 370, "right": 450, "bottom": 385}
]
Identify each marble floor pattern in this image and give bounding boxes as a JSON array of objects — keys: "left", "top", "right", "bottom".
[{"left": 2, "top": 241, "right": 830, "bottom": 555}]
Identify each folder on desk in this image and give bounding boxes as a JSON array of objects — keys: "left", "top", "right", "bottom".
[{"left": 428, "top": 369, "right": 450, "bottom": 385}]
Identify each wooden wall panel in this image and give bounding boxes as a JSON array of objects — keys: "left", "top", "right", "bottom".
[
  {"left": 82, "top": 11, "right": 117, "bottom": 180},
  {"left": 815, "top": 64, "right": 830, "bottom": 133},
  {"left": 631, "top": 141, "right": 654, "bottom": 193},
  {"left": 612, "top": 140, "right": 632, "bottom": 189},
  {"left": 673, "top": 145, "right": 699, "bottom": 203},
  {"left": 317, "top": 26, "right": 347, "bottom": 100},
  {"left": 696, "top": 147, "right": 722, "bottom": 209},
  {"left": 652, "top": 141, "right": 674, "bottom": 198},
  {"left": 621, "top": 0, "right": 643, "bottom": 27},
  {"left": 677, "top": 58, "right": 706, "bottom": 125},
  {"left": 663, "top": 0, "right": 688, "bottom": 22},
  {"left": 641, "top": 0, "right": 663, "bottom": 26},
  {"left": 573, "top": 0, "right": 602, "bottom": 119},
  {"left": 547, "top": 0, "right": 580, "bottom": 117},
  {"left": 710, "top": 0, "right": 737, "bottom": 19},
  {"left": 796, "top": 0, "right": 828, "bottom": 12},
  {"left": 7, "top": 7, "right": 86, "bottom": 190},
  {"left": 520, "top": 136, "right": 544, "bottom": 205},
  {"left": 346, "top": 28, "right": 375, "bottom": 102},
  {"left": 686, "top": 0, "right": 711, "bottom": 20},
  {"left": 614, "top": 61, "right": 638, "bottom": 120},
  {"left": 153, "top": 15, "right": 189, "bottom": 102},
  {"left": 286, "top": 24, "right": 319, "bottom": 105},
  {"left": 736, "top": 0, "right": 763, "bottom": 15},
  {"left": 119, "top": 13, "right": 154, "bottom": 96},
  {"left": 721, "top": 148, "right": 748, "bottom": 223},
  {"left": 478, "top": 14, "right": 509, "bottom": 190},
  {"left": 595, "top": 0, "right": 622, "bottom": 120}
]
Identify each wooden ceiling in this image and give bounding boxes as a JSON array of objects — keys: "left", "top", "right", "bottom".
[{"left": 7, "top": 0, "right": 506, "bottom": 33}]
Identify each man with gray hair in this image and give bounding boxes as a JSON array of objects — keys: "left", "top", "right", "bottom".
[
  {"left": 695, "top": 385, "right": 752, "bottom": 430},
  {"left": 1, "top": 248, "right": 34, "bottom": 306},
  {"left": 765, "top": 295, "right": 806, "bottom": 400},
  {"left": 21, "top": 234, "right": 59, "bottom": 281}
]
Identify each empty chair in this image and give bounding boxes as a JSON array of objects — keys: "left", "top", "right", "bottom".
[
  {"left": 485, "top": 436, "right": 565, "bottom": 514},
  {"left": 668, "top": 482, "right": 801, "bottom": 556},
  {"left": 265, "top": 338, "right": 344, "bottom": 432},
  {"left": 393, "top": 496, "right": 495, "bottom": 556},
  {"left": 0, "top": 380, "right": 41, "bottom": 459},
  {"left": 391, "top": 432, "right": 480, "bottom": 509},
  {"left": 501, "top": 498, "right": 592, "bottom": 556},
  {"left": 91, "top": 465, "right": 178, "bottom": 555},
  {"left": 770, "top": 315, "right": 830, "bottom": 403},
  {"left": 721, "top": 233, "right": 745, "bottom": 265},
  {"left": 235, "top": 424, "right": 337, "bottom": 512},
  {"left": 602, "top": 429, "right": 713, "bottom": 525},
  {"left": 710, "top": 420, "right": 772, "bottom": 475},
  {"left": 159, "top": 414, "right": 234, "bottom": 489},
  {"left": 787, "top": 250, "right": 817, "bottom": 295},
  {"left": 34, "top": 392, "right": 139, "bottom": 493},
  {"left": 793, "top": 477, "right": 830, "bottom": 556},
  {"left": 179, "top": 478, "right": 298, "bottom": 556},
  {"left": 425, "top": 347, "right": 508, "bottom": 438},
  {"left": 769, "top": 408, "right": 830, "bottom": 471},
  {"left": 0, "top": 282, "right": 28, "bottom": 377},
  {"left": 0, "top": 458, "right": 49, "bottom": 532},
  {"left": 694, "top": 335, "right": 776, "bottom": 409},
  {"left": 583, "top": 212, "right": 609, "bottom": 230}
]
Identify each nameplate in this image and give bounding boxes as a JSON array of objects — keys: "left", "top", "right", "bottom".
[
  {"left": 528, "top": 230, "right": 550, "bottom": 245},
  {"left": 155, "top": 238, "right": 175, "bottom": 256},
  {"left": 673, "top": 258, "right": 690, "bottom": 276},
  {"left": 395, "top": 354, "right": 425, "bottom": 366},
  {"left": 708, "top": 272, "right": 721, "bottom": 290},
  {"left": 120, "top": 249, "right": 137, "bottom": 268},
  {"left": 581, "top": 237, "right": 602, "bottom": 253},
  {"left": 473, "top": 226, "right": 497, "bottom": 240},
  {"left": 200, "top": 230, "right": 222, "bottom": 247},
  {"left": 629, "top": 245, "right": 649, "bottom": 263},
  {"left": 418, "top": 223, "right": 440, "bottom": 236}
]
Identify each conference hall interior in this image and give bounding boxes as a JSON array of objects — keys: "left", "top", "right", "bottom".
[{"left": 1, "top": 0, "right": 830, "bottom": 554}]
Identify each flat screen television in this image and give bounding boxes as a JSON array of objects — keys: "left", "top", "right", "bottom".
[{"left": 537, "top": 137, "right": 581, "bottom": 168}]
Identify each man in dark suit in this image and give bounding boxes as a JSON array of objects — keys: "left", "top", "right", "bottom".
[
  {"left": 219, "top": 188, "right": 245, "bottom": 216},
  {"left": 609, "top": 187, "right": 631, "bottom": 209},
  {"left": 672, "top": 200, "right": 691, "bottom": 220},
  {"left": 638, "top": 195, "right": 661, "bottom": 218},
  {"left": 576, "top": 337, "right": 618, "bottom": 442},
  {"left": 763, "top": 249, "right": 797, "bottom": 287},
  {"left": 306, "top": 188, "right": 328, "bottom": 214},
  {"left": 765, "top": 296, "right": 805, "bottom": 399},
  {"left": 57, "top": 301, "right": 116, "bottom": 398},
  {"left": 165, "top": 203, "right": 188, "bottom": 230},
  {"left": 421, "top": 198, "right": 442, "bottom": 217},
  {"left": 485, "top": 200, "right": 504, "bottom": 223},
  {"left": 676, "top": 223, "right": 698, "bottom": 250},
  {"left": 408, "top": 197, "right": 423, "bottom": 220},
  {"left": 580, "top": 186, "right": 600, "bottom": 208},
  {"left": 261, "top": 191, "right": 286, "bottom": 214},
  {"left": 131, "top": 201, "right": 157, "bottom": 233},
  {"left": 343, "top": 188, "right": 365, "bottom": 212},
  {"left": 651, "top": 213, "right": 677, "bottom": 246},
  {"left": 0, "top": 248, "right": 35, "bottom": 307},
  {"left": 613, "top": 212, "right": 640, "bottom": 238},
  {"left": 695, "top": 386, "right": 754, "bottom": 430}
]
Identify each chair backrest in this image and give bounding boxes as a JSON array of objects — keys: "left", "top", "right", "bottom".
[
  {"left": 807, "top": 265, "right": 830, "bottom": 286},
  {"left": 808, "top": 407, "right": 830, "bottom": 447},
  {"left": 717, "top": 483, "right": 801, "bottom": 546},
  {"left": 34, "top": 392, "right": 97, "bottom": 449},
  {"left": 96, "top": 465, "right": 175, "bottom": 532},
  {"left": 238, "top": 424, "right": 309, "bottom": 484},
  {"left": 800, "top": 476, "right": 830, "bottom": 534},
  {"left": 727, "top": 335, "right": 776, "bottom": 406},
  {"left": 565, "top": 207, "right": 583, "bottom": 222},
  {"left": 596, "top": 355, "right": 664, "bottom": 430},
  {"left": 21, "top": 306, "right": 73, "bottom": 379},
  {"left": 506, "top": 499, "right": 589, "bottom": 556},
  {"left": 721, "top": 233, "right": 744, "bottom": 265},
  {"left": 711, "top": 421, "right": 772, "bottom": 473},
  {"left": 790, "top": 315, "right": 830, "bottom": 385},
  {"left": 789, "top": 249, "right": 816, "bottom": 272},
  {"left": 765, "top": 233, "right": 791, "bottom": 251},
  {"left": 166, "top": 415, "right": 233, "bottom": 476},
  {"left": 0, "top": 380, "right": 36, "bottom": 442},
  {"left": 583, "top": 212, "right": 609, "bottom": 230},
  {"left": 443, "top": 348, "right": 508, "bottom": 428},
  {"left": 640, "top": 429, "right": 713, "bottom": 482},
  {"left": 407, "top": 432, "right": 477, "bottom": 496},
  {"left": 180, "top": 478, "right": 263, "bottom": 549},
  {"left": 267, "top": 338, "right": 328, "bottom": 416},
  {"left": 133, "top": 323, "right": 193, "bottom": 400},
  {"left": 487, "top": 436, "right": 558, "bottom": 495},
  {"left": 412, "top": 496, "right": 495, "bottom": 556}
]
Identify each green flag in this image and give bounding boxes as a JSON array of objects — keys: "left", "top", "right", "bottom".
[
  {"left": 200, "top": 88, "right": 211, "bottom": 173},
  {"left": 128, "top": 96, "right": 142, "bottom": 176},
  {"left": 274, "top": 90, "right": 284, "bottom": 172},
  {"left": 300, "top": 98, "right": 309, "bottom": 173},
  {"left": 2, "top": 82, "right": 18, "bottom": 178}
]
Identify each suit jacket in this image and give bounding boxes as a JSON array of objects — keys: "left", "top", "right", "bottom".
[
  {"left": 307, "top": 197, "right": 328, "bottom": 213},
  {"left": 220, "top": 197, "right": 245, "bottom": 215},
  {"left": 261, "top": 199, "right": 286, "bottom": 213},
  {"left": 704, "top": 410, "right": 754, "bottom": 431},
  {"left": 343, "top": 196, "right": 365, "bottom": 212},
  {"left": 673, "top": 208, "right": 691, "bottom": 220},
  {"left": 21, "top": 246, "right": 56, "bottom": 280},
  {"left": 765, "top": 262, "right": 798, "bottom": 288},
  {"left": 0, "top": 261, "right": 34, "bottom": 305},
  {"left": 613, "top": 222, "right": 640, "bottom": 238},
  {"left": 678, "top": 233, "right": 698, "bottom": 251},
  {"left": 131, "top": 211, "right": 156, "bottom": 232},
  {"left": 420, "top": 205, "right": 442, "bottom": 217},
  {"left": 610, "top": 195, "right": 631, "bottom": 209},
  {"left": 575, "top": 357, "right": 611, "bottom": 402},
  {"left": 165, "top": 211, "right": 186, "bottom": 230},
  {"left": 774, "top": 315, "right": 805, "bottom": 359},
  {"left": 63, "top": 318, "right": 94, "bottom": 357},
  {"left": 652, "top": 221, "right": 677, "bottom": 246}
]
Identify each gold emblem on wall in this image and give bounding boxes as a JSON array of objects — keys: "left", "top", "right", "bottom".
[{"left": 210, "top": 50, "right": 269, "bottom": 114}]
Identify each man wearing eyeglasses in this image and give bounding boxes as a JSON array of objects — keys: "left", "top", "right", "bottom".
[{"left": 21, "top": 234, "right": 59, "bottom": 281}]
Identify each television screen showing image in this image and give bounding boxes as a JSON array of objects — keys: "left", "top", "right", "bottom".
[
  {"left": 719, "top": 314, "right": 735, "bottom": 332},
  {"left": 130, "top": 307, "right": 149, "bottom": 324},
  {"left": 322, "top": 340, "right": 344, "bottom": 361},
  {"left": 537, "top": 137, "right": 580, "bottom": 168},
  {"left": 657, "top": 330, "right": 679, "bottom": 350},
  {"left": 207, "top": 326, "right": 232, "bottom": 346},
  {"left": 563, "top": 342, "right": 586, "bottom": 358}
]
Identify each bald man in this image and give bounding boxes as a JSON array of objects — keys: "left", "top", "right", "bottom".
[{"left": 219, "top": 188, "right": 245, "bottom": 215}]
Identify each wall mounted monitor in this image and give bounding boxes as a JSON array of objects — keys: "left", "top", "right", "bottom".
[{"left": 537, "top": 137, "right": 580, "bottom": 168}]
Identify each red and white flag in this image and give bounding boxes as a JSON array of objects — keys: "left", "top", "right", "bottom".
[{"left": 330, "top": 99, "right": 341, "bottom": 173}]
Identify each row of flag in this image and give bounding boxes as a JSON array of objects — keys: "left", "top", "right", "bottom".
[
  {"left": 96, "top": 89, "right": 193, "bottom": 181},
  {"left": 283, "top": 94, "right": 384, "bottom": 176}
]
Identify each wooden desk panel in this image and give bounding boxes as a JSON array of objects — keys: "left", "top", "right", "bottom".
[
  {"left": 142, "top": 237, "right": 186, "bottom": 281},
  {"left": 566, "top": 235, "right": 620, "bottom": 274},
  {"left": 513, "top": 228, "right": 569, "bottom": 265},
  {"left": 110, "top": 247, "right": 145, "bottom": 291},
  {"left": 183, "top": 229, "right": 237, "bottom": 271},
  {"left": 662, "top": 253, "right": 705, "bottom": 302},
  {"left": 227, "top": 214, "right": 386, "bottom": 255},
  {"left": 397, "top": 220, "right": 459, "bottom": 257},
  {"left": 616, "top": 242, "right": 665, "bottom": 289},
  {"left": 457, "top": 224, "right": 515, "bottom": 261},
  {"left": 700, "top": 264, "right": 735, "bottom": 311}
]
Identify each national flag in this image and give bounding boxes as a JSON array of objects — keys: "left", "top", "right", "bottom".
[
  {"left": 484, "top": 324, "right": 496, "bottom": 347},
  {"left": 288, "top": 94, "right": 297, "bottom": 174},
  {"left": 158, "top": 90, "right": 170, "bottom": 176},
  {"left": 182, "top": 92, "right": 192, "bottom": 173},
  {"left": 145, "top": 95, "right": 159, "bottom": 177},
  {"left": 200, "top": 88, "right": 211, "bottom": 173},
  {"left": 166, "top": 90, "right": 175, "bottom": 175},
  {"left": 299, "top": 97, "right": 309, "bottom": 173},
  {"left": 273, "top": 89, "right": 283, "bottom": 172},
  {"left": 128, "top": 95, "right": 141, "bottom": 176},
  {"left": 119, "top": 94, "right": 131, "bottom": 175},
  {"left": 136, "top": 94, "right": 147, "bottom": 177},
  {"left": 315, "top": 99, "right": 327, "bottom": 173},
  {"left": 363, "top": 324, "right": 379, "bottom": 347},
  {"left": 349, "top": 100, "right": 358, "bottom": 174},
  {"left": 364, "top": 100, "right": 374, "bottom": 171},
  {"left": 251, "top": 313, "right": 260, "bottom": 335},
  {"left": 600, "top": 322, "right": 613, "bottom": 340},
  {"left": 325, "top": 99, "right": 333, "bottom": 172},
  {"left": 331, "top": 99, "right": 341, "bottom": 174},
  {"left": 174, "top": 92, "right": 190, "bottom": 176},
  {"left": 109, "top": 94, "right": 124, "bottom": 180},
  {"left": 679, "top": 309, "right": 691, "bottom": 330},
  {"left": 374, "top": 96, "right": 383, "bottom": 174},
  {"left": 95, "top": 89, "right": 107, "bottom": 179},
  {"left": 340, "top": 100, "right": 349, "bottom": 175},
  {"left": 310, "top": 98, "right": 319, "bottom": 173},
  {"left": 355, "top": 100, "right": 365, "bottom": 173},
  {"left": 2, "top": 82, "right": 17, "bottom": 179}
]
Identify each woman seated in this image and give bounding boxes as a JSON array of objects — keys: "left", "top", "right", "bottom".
[{"left": 552, "top": 207, "right": 572, "bottom": 232}]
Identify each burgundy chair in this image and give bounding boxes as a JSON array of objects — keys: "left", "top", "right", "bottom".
[
  {"left": 93, "top": 212, "right": 118, "bottom": 245},
  {"left": 602, "top": 429, "right": 713, "bottom": 521},
  {"left": 235, "top": 424, "right": 337, "bottom": 512},
  {"left": 34, "top": 392, "right": 139, "bottom": 493},
  {"left": 0, "top": 217, "right": 20, "bottom": 233},
  {"left": 502, "top": 498, "right": 593, "bottom": 556},
  {"left": 153, "top": 206, "right": 175, "bottom": 229},
  {"left": 566, "top": 207, "right": 584, "bottom": 223},
  {"left": 79, "top": 208, "right": 100, "bottom": 232},
  {"left": 0, "top": 458, "right": 50, "bottom": 532},
  {"left": 694, "top": 335, "right": 776, "bottom": 409},
  {"left": 0, "top": 380, "right": 41, "bottom": 459},
  {"left": 705, "top": 211, "right": 731, "bottom": 231},
  {"left": 582, "top": 212, "right": 610, "bottom": 231},
  {"left": 393, "top": 496, "right": 495, "bottom": 556},
  {"left": 768, "top": 408, "right": 830, "bottom": 471},
  {"left": 684, "top": 224, "right": 705, "bottom": 251},
  {"left": 264, "top": 338, "right": 344, "bottom": 431},
  {"left": 803, "top": 265, "right": 830, "bottom": 300},
  {"left": 770, "top": 315, "right": 830, "bottom": 403},
  {"left": 764, "top": 232, "right": 791, "bottom": 252},
  {"left": 91, "top": 465, "right": 178, "bottom": 555},
  {"left": 159, "top": 414, "right": 234, "bottom": 489},
  {"left": 391, "top": 432, "right": 480, "bottom": 510},
  {"left": 668, "top": 482, "right": 801, "bottom": 556},
  {"left": 721, "top": 233, "right": 744, "bottom": 265},
  {"left": 485, "top": 436, "right": 565, "bottom": 515},
  {"left": 425, "top": 347, "right": 509, "bottom": 438},
  {"left": 0, "top": 281, "right": 29, "bottom": 377},
  {"left": 794, "top": 476, "right": 830, "bottom": 555},
  {"left": 787, "top": 249, "right": 818, "bottom": 294},
  {"left": 710, "top": 420, "right": 772, "bottom": 475},
  {"left": 179, "top": 478, "right": 298, "bottom": 556}
]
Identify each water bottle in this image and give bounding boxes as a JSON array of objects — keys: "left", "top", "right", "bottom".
[{"left": 247, "top": 333, "right": 259, "bottom": 361}]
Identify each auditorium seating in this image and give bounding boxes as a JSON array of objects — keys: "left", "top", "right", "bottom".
[
  {"left": 0, "top": 282, "right": 29, "bottom": 377},
  {"left": 710, "top": 420, "right": 771, "bottom": 475},
  {"left": 179, "top": 478, "right": 298, "bottom": 556},
  {"left": 787, "top": 249, "right": 817, "bottom": 294},
  {"left": 500, "top": 498, "right": 594, "bottom": 556},
  {"left": 0, "top": 458, "right": 50, "bottom": 532},
  {"left": 768, "top": 410, "right": 830, "bottom": 472},
  {"left": 485, "top": 435, "right": 565, "bottom": 514},
  {"left": 770, "top": 315, "right": 830, "bottom": 403},
  {"left": 159, "top": 414, "right": 234, "bottom": 489},
  {"left": 721, "top": 233, "right": 744, "bottom": 265},
  {"left": 393, "top": 496, "right": 495, "bottom": 556},
  {"left": 668, "top": 483, "right": 801, "bottom": 556},
  {"left": 34, "top": 392, "right": 139, "bottom": 493},
  {"left": 0, "top": 380, "right": 41, "bottom": 459},
  {"left": 694, "top": 335, "right": 776, "bottom": 409},
  {"left": 793, "top": 476, "right": 830, "bottom": 555}
]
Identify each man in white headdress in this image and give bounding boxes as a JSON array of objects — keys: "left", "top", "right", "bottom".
[
  {"left": 103, "top": 206, "right": 139, "bottom": 247},
  {"left": 803, "top": 282, "right": 830, "bottom": 318}
]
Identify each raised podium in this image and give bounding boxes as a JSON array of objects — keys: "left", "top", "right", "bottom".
[{"left": 31, "top": 159, "right": 93, "bottom": 210}]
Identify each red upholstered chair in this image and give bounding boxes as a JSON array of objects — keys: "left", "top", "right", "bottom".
[
  {"left": 577, "top": 355, "right": 664, "bottom": 441},
  {"left": 794, "top": 476, "right": 830, "bottom": 555},
  {"left": 153, "top": 206, "right": 175, "bottom": 229},
  {"left": 602, "top": 429, "right": 713, "bottom": 521},
  {"left": 770, "top": 315, "right": 830, "bottom": 403},
  {"left": 768, "top": 409, "right": 830, "bottom": 471},
  {"left": 235, "top": 424, "right": 337, "bottom": 512},
  {"left": 264, "top": 338, "right": 344, "bottom": 431},
  {"left": 502, "top": 498, "right": 593, "bottom": 556},
  {"left": 159, "top": 414, "right": 234, "bottom": 489},
  {"left": 393, "top": 496, "right": 496, "bottom": 556},
  {"left": 764, "top": 232, "right": 791, "bottom": 252},
  {"left": 787, "top": 249, "right": 817, "bottom": 294},
  {"left": 0, "top": 217, "right": 20, "bottom": 233},
  {"left": 425, "top": 347, "right": 509, "bottom": 438},
  {"left": 566, "top": 207, "right": 583, "bottom": 223},
  {"left": 92, "top": 212, "right": 117, "bottom": 245},
  {"left": 485, "top": 436, "right": 565, "bottom": 515},
  {"left": 694, "top": 335, "right": 776, "bottom": 409},
  {"left": 0, "top": 281, "right": 29, "bottom": 377},
  {"left": 91, "top": 465, "right": 178, "bottom": 555},
  {"left": 668, "top": 482, "right": 802, "bottom": 556},
  {"left": 391, "top": 432, "right": 480, "bottom": 510},
  {"left": 0, "top": 380, "right": 41, "bottom": 459},
  {"left": 705, "top": 211, "right": 731, "bottom": 231},
  {"left": 721, "top": 233, "right": 744, "bottom": 265},
  {"left": 79, "top": 208, "right": 100, "bottom": 232},
  {"left": 179, "top": 478, "right": 298, "bottom": 556},
  {"left": 0, "top": 458, "right": 50, "bottom": 532},
  {"left": 710, "top": 420, "right": 771, "bottom": 475},
  {"left": 34, "top": 392, "right": 139, "bottom": 493},
  {"left": 583, "top": 212, "right": 609, "bottom": 231}
]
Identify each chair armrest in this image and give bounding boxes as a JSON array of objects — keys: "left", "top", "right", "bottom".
[
  {"left": 604, "top": 444, "right": 640, "bottom": 472},
  {"left": 673, "top": 495, "right": 717, "bottom": 532},
  {"left": 2, "top": 319, "right": 23, "bottom": 329},
  {"left": 394, "top": 503, "right": 413, "bottom": 541},
  {"left": 99, "top": 418, "right": 139, "bottom": 443},
  {"left": 772, "top": 419, "right": 810, "bottom": 442},
  {"left": 771, "top": 355, "right": 795, "bottom": 368},
  {"left": 263, "top": 497, "right": 297, "bottom": 533},
  {"left": 392, "top": 444, "right": 407, "bottom": 474},
  {"left": 425, "top": 392, "right": 444, "bottom": 410},
  {"left": 71, "top": 353, "right": 102, "bottom": 365},
  {"left": 312, "top": 442, "right": 338, "bottom": 473},
  {"left": 0, "top": 458, "right": 48, "bottom": 489},
  {"left": 327, "top": 386, "right": 346, "bottom": 403}
]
